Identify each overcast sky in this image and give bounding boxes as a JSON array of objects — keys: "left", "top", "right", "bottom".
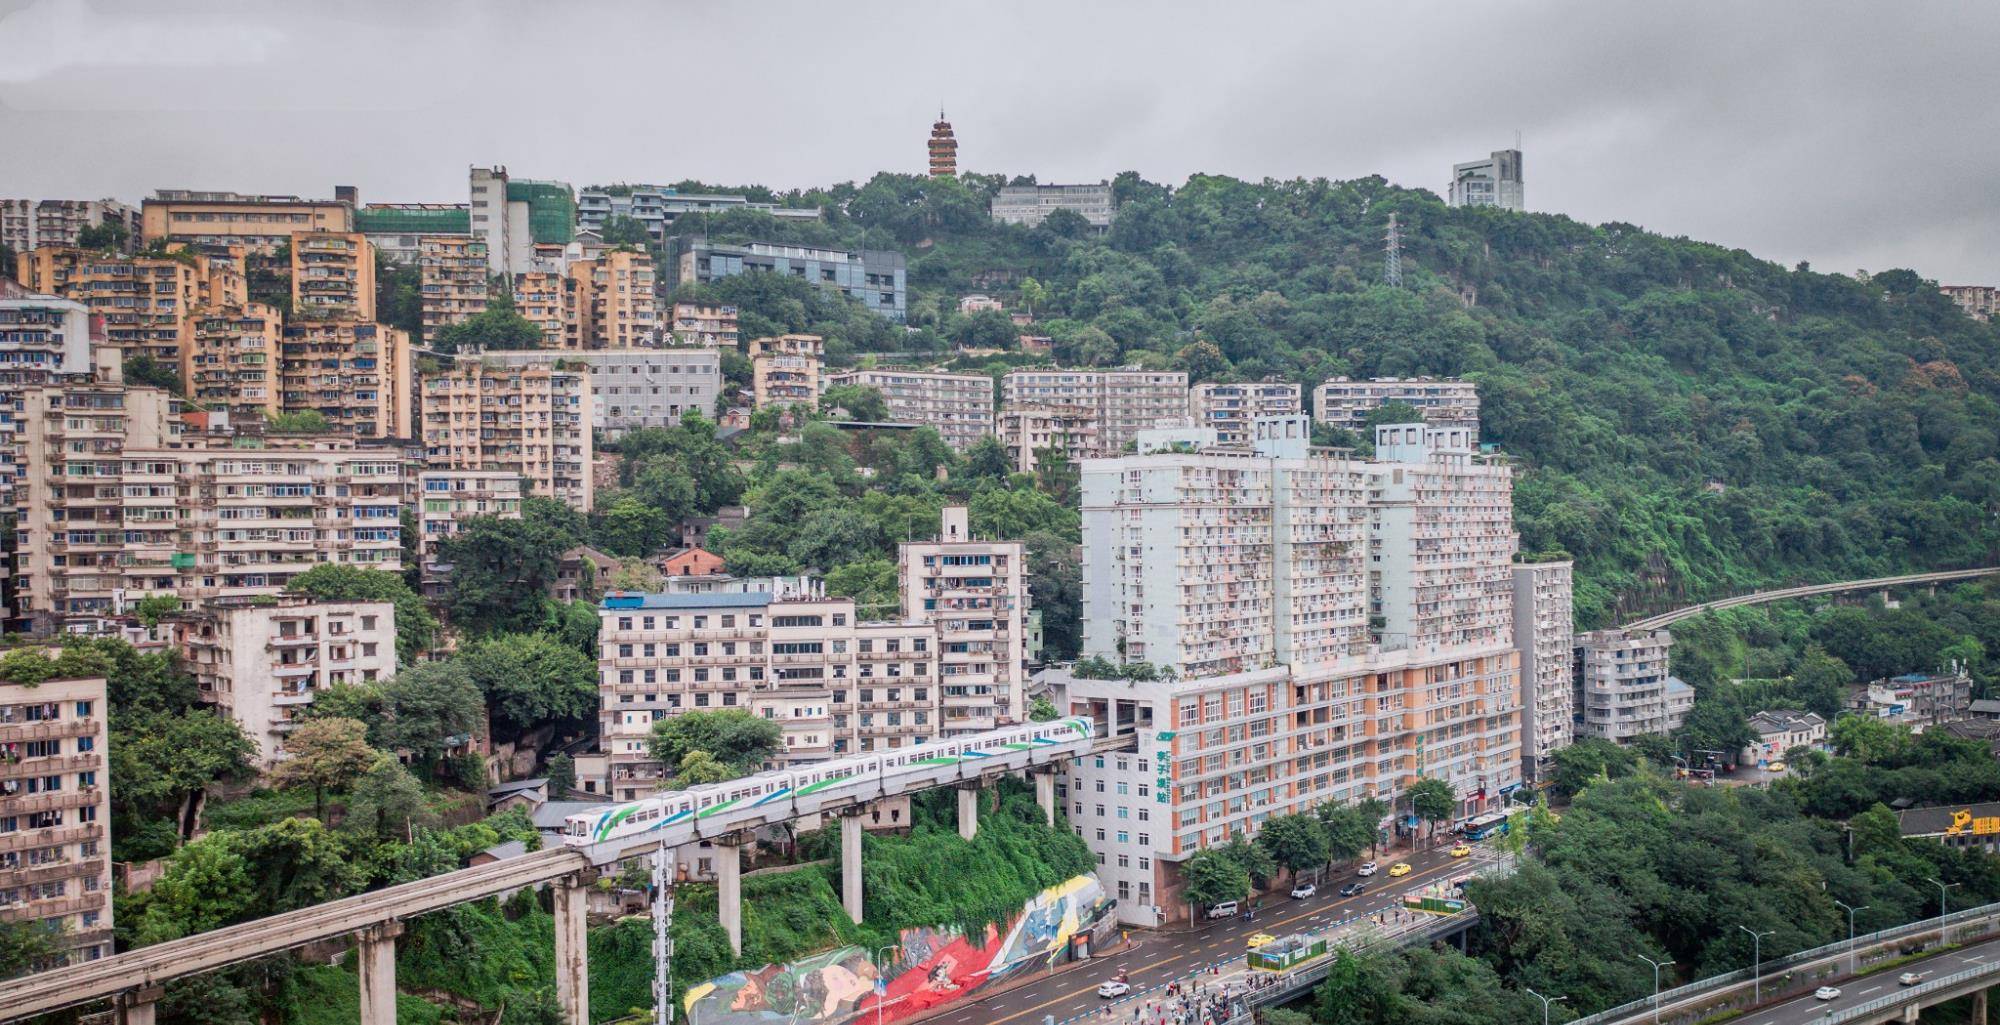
[{"left": 3, "top": 0, "right": 1995, "bottom": 283}]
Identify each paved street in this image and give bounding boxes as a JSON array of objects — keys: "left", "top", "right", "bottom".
[
  {"left": 923, "top": 842, "right": 1498, "bottom": 1025},
  {"left": 1699, "top": 935, "right": 2000, "bottom": 1025}
]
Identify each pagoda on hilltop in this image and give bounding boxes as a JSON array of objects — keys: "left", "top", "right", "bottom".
[{"left": 928, "top": 108, "right": 958, "bottom": 178}]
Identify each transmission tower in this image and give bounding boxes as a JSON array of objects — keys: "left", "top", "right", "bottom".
[{"left": 1384, "top": 212, "right": 1404, "bottom": 287}]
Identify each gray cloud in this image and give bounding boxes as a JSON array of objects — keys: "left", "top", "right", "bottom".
[{"left": 1, "top": 0, "right": 1994, "bottom": 282}]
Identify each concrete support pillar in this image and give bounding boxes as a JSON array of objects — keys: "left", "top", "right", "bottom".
[
  {"left": 356, "top": 921, "right": 404, "bottom": 1025},
  {"left": 718, "top": 835, "right": 745, "bottom": 956},
  {"left": 554, "top": 875, "right": 591, "bottom": 1025},
  {"left": 958, "top": 783, "right": 980, "bottom": 842},
  {"left": 1973, "top": 989, "right": 1988, "bottom": 1025},
  {"left": 1899, "top": 1000, "right": 1920, "bottom": 1023},
  {"left": 1035, "top": 769, "right": 1056, "bottom": 828},
  {"left": 841, "top": 811, "right": 865, "bottom": 925},
  {"left": 114, "top": 986, "right": 163, "bottom": 1025}
]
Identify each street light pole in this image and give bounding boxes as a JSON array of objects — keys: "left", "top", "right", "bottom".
[
  {"left": 1636, "top": 954, "right": 1674, "bottom": 1025},
  {"left": 1832, "top": 901, "right": 1867, "bottom": 975},
  {"left": 1738, "top": 926, "right": 1775, "bottom": 1004},
  {"left": 1926, "top": 877, "right": 1959, "bottom": 946},
  {"left": 874, "top": 944, "right": 899, "bottom": 1025},
  {"left": 1526, "top": 987, "right": 1566, "bottom": 1025}
]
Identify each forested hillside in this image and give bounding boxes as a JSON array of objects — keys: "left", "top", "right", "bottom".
[{"left": 654, "top": 171, "right": 2000, "bottom": 627}]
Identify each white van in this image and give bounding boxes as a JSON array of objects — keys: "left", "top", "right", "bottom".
[{"left": 1206, "top": 901, "right": 1240, "bottom": 919}]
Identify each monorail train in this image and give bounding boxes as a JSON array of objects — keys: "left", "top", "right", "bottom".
[{"left": 562, "top": 716, "right": 1095, "bottom": 860}]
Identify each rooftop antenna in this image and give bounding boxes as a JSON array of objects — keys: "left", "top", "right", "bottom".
[
  {"left": 1515, "top": 128, "right": 1522, "bottom": 152},
  {"left": 1384, "top": 212, "right": 1404, "bottom": 288}
]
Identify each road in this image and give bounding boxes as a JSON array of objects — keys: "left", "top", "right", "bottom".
[
  {"left": 922, "top": 842, "right": 1488, "bottom": 1025},
  {"left": 1619, "top": 568, "right": 1999, "bottom": 633},
  {"left": 1719, "top": 934, "right": 2000, "bottom": 1025}
]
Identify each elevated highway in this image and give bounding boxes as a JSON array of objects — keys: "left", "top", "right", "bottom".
[{"left": 1620, "top": 568, "right": 1998, "bottom": 632}]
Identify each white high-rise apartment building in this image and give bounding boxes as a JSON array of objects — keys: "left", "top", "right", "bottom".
[
  {"left": 899, "top": 506, "right": 1026, "bottom": 732},
  {"left": 0, "top": 672, "right": 114, "bottom": 965},
  {"left": 1070, "top": 417, "right": 1521, "bottom": 926},
  {"left": 172, "top": 596, "right": 399, "bottom": 768},
  {"left": 823, "top": 367, "right": 995, "bottom": 451},
  {"left": 1576, "top": 628, "right": 1693, "bottom": 743},
  {"left": 416, "top": 470, "right": 524, "bottom": 568},
  {"left": 1001, "top": 368, "right": 1189, "bottom": 450},
  {"left": 1448, "top": 149, "right": 1524, "bottom": 211},
  {"left": 1511, "top": 560, "right": 1574, "bottom": 779},
  {"left": 1188, "top": 380, "right": 1302, "bottom": 446}
]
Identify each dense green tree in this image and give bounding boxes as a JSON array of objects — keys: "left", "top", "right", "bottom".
[
  {"left": 110, "top": 707, "right": 254, "bottom": 841},
  {"left": 1024, "top": 531, "right": 1082, "bottom": 660},
  {"left": 266, "top": 410, "right": 331, "bottom": 433},
  {"left": 342, "top": 757, "right": 433, "bottom": 840},
  {"left": 75, "top": 220, "right": 129, "bottom": 251},
  {"left": 545, "top": 754, "right": 576, "bottom": 797},
  {"left": 432, "top": 295, "right": 542, "bottom": 352},
  {"left": 820, "top": 383, "right": 889, "bottom": 421},
  {"left": 267, "top": 717, "right": 376, "bottom": 820},
  {"left": 1027, "top": 695, "right": 1059, "bottom": 722},
  {"left": 1255, "top": 813, "right": 1331, "bottom": 877},
  {"left": 1178, "top": 848, "right": 1250, "bottom": 911},
  {"left": 647, "top": 709, "right": 783, "bottom": 776},
  {"left": 0, "top": 921, "right": 61, "bottom": 982},
  {"left": 1405, "top": 777, "right": 1457, "bottom": 839},
  {"left": 373, "top": 661, "right": 486, "bottom": 774},
  {"left": 825, "top": 557, "right": 898, "bottom": 616},
  {"left": 285, "top": 563, "right": 436, "bottom": 662},
  {"left": 457, "top": 633, "right": 598, "bottom": 741},
  {"left": 674, "top": 750, "right": 734, "bottom": 787},
  {"left": 439, "top": 497, "right": 582, "bottom": 634},
  {"left": 123, "top": 354, "right": 182, "bottom": 393},
  {"left": 1550, "top": 738, "right": 1639, "bottom": 798}
]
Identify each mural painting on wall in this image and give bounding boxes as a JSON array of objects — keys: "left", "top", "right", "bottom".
[{"left": 684, "top": 874, "right": 1116, "bottom": 1025}]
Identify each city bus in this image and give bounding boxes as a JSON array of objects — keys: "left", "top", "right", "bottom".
[{"left": 1462, "top": 811, "right": 1510, "bottom": 842}]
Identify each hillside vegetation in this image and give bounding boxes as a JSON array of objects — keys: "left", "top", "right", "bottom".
[{"left": 664, "top": 171, "right": 2000, "bottom": 627}]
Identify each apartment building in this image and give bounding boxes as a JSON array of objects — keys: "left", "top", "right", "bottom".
[
  {"left": 577, "top": 186, "right": 821, "bottom": 245},
  {"left": 1511, "top": 560, "right": 1574, "bottom": 780},
  {"left": 418, "top": 235, "right": 490, "bottom": 336},
  {"left": 512, "top": 272, "right": 580, "bottom": 349},
  {"left": 1368, "top": 424, "right": 1516, "bottom": 654},
  {"left": 468, "top": 167, "right": 575, "bottom": 278},
  {"left": 990, "top": 182, "right": 1117, "bottom": 231},
  {"left": 1001, "top": 368, "right": 1190, "bottom": 450},
  {"left": 16, "top": 246, "right": 247, "bottom": 365},
  {"left": 572, "top": 249, "right": 658, "bottom": 348},
  {"left": 1188, "top": 380, "right": 1302, "bottom": 445},
  {"left": 822, "top": 367, "right": 994, "bottom": 450},
  {"left": 669, "top": 302, "right": 739, "bottom": 349},
  {"left": 142, "top": 189, "right": 353, "bottom": 254},
  {"left": 0, "top": 289, "right": 98, "bottom": 504},
  {"left": 290, "top": 231, "right": 376, "bottom": 322},
  {"left": 278, "top": 321, "right": 413, "bottom": 439},
  {"left": 678, "top": 240, "right": 907, "bottom": 321},
  {"left": 353, "top": 204, "right": 471, "bottom": 266},
  {"left": 185, "top": 303, "right": 282, "bottom": 421},
  {"left": 1941, "top": 285, "right": 1998, "bottom": 322},
  {"left": 13, "top": 420, "right": 405, "bottom": 633},
  {"left": 420, "top": 360, "right": 594, "bottom": 512},
  {"left": 1448, "top": 150, "right": 1525, "bottom": 211},
  {"left": 900, "top": 506, "right": 1027, "bottom": 732},
  {"left": 480, "top": 349, "right": 720, "bottom": 437},
  {"left": 416, "top": 470, "right": 524, "bottom": 569},
  {"left": 172, "top": 596, "right": 398, "bottom": 767},
  {"left": 1, "top": 199, "right": 141, "bottom": 253},
  {"left": 996, "top": 405, "right": 1105, "bottom": 475},
  {"left": 0, "top": 672, "right": 113, "bottom": 965},
  {"left": 1313, "top": 377, "right": 1480, "bottom": 434},
  {"left": 749, "top": 334, "right": 823, "bottom": 409},
  {"left": 1071, "top": 416, "right": 1521, "bottom": 925},
  {"left": 1574, "top": 629, "right": 1692, "bottom": 743}
]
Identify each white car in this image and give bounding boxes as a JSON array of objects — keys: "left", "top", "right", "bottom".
[
  {"left": 1098, "top": 981, "right": 1132, "bottom": 999},
  {"left": 1814, "top": 986, "right": 1841, "bottom": 1001},
  {"left": 1356, "top": 862, "right": 1379, "bottom": 877},
  {"left": 1899, "top": 972, "right": 1924, "bottom": 986},
  {"left": 1290, "top": 882, "right": 1317, "bottom": 899}
]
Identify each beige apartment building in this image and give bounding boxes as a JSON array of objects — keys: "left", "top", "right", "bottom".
[
  {"left": 572, "top": 250, "right": 657, "bottom": 348},
  {"left": 512, "top": 271, "right": 580, "bottom": 349},
  {"left": 1941, "top": 285, "right": 1999, "bottom": 322},
  {"left": 279, "top": 321, "right": 413, "bottom": 440},
  {"left": 995, "top": 405, "right": 1105, "bottom": 475},
  {"left": 1512, "top": 559, "right": 1574, "bottom": 780},
  {"left": 1000, "top": 368, "right": 1190, "bottom": 449},
  {"left": 16, "top": 245, "right": 247, "bottom": 365},
  {"left": 173, "top": 596, "right": 399, "bottom": 768},
  {"left": 0, "top": 672, "right": 114, "bottom": 966},
  {"left": 1313, "top": 377, "right": 1480, "bottom": 434},
  {"left": 13, "top": 394, "right": 405, "bottom": 632},
  {"left": 185, "top": 303, "right": 282, "bottom": 420},
  {"left": 1188, "top": 380, "right": 1302, "bottom": 445},
  {"left": 822, "top": 367, "right": 994, "bottom": 449},
  {"left": 899, "top": 506, "right": 1027, "bottom": 732},
  {"left": 290, "top": 230, "right": 376, "bottom": 322},
  {"left": 670, "top": 301, "right": 739, "bottom": 348},
  {"left": 142, "top": 190, "right": 353, "bottom": 254},
  {"left": 1071, "top": 416, "right": 1524, "bottom": 925},
  {"left": 749, "top": 334, "right": 823, "bottom": 408},
  {"left": 416, "top": 470, "right": 524, "bottom": 568},
  {"left": 418, "top": 235, "right": 490, "bottom": 336},
  {"left": 420, "top": 360, "right": 594, "bottom": 511}
]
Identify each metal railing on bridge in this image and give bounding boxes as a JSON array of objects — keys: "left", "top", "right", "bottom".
[{"left": 1827, "top": 958, "right": 2000, "bottom": 1023}]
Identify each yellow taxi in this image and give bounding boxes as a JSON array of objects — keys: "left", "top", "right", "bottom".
[
  {"left": 1767, "top": 761, "right": 1788, "bottom": 773},
  {"left": 1448, "top": 843, "right": 1473, "bottom": 858},
  {"left": 1388, "top": 862, "right": 1413, "bottom": 877},
  {"left": 1246, "top": 932, "right": 1277, "bottom": 949}
]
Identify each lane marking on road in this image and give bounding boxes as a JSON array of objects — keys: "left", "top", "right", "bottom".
[{"left": 1859, "top": 985, "right": 1880, "bottom": 994}]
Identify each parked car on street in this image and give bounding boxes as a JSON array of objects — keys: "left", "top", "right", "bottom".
[
  {"left": 1356, "top": 862, "right": 1378, "bottom": 876},
  {"left": 1206, "top": 901, "right": 1239, "bottom": 919},
  {"left": 1290, "top": 882, "right": 1317, "bottom": 899}
]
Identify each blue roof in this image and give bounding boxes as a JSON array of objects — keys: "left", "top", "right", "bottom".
[{"left": 600, "top": 591, "right": 775, "bottom": 610}]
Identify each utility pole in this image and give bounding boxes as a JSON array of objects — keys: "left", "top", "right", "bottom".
[
  {"left": 653, "top": 844, "right": 675, "bottom": 1025},
  {"left": 1383, "top": 213, "right": 1404, "bottom": 288},
  {"left": 1832, "top": 901, "right": 1867, "bottom": 975},
  {"left": 1637, "top": 954, "right": 1674, "bottom": 1024},
  {"left": 1738, "top": 926, "right": 1775, "bottom": 1004},
  {"left": 1526, "top": 988, "right": 1565, "bottom": 1025}
]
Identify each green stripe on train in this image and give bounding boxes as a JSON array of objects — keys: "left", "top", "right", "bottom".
[{"left": 795, "top": 775, "right": 852, "bottom": 796}]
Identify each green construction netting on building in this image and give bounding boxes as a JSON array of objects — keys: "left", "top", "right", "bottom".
[
  {"left": 506, "top": 180, "right": 576, "bottom": 244},
  {"left": 354, "top": 206, "right": 472, "bottom": 234}
]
